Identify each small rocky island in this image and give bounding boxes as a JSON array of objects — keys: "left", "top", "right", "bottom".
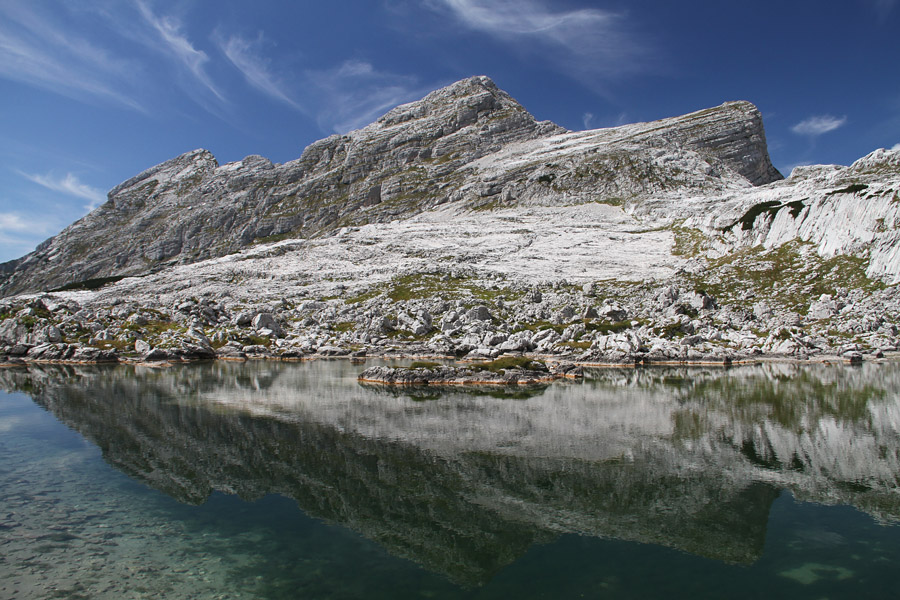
[
  {"left": 1, "top": 76, "right": 899, "bottom": 366},
  {"left": 359, "top": 357, "right": 583, "bottom": 386}
]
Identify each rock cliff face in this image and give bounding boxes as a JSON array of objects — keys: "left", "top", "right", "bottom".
[{"left": 0, "top": 76, "right": 779, "bottom": 296}]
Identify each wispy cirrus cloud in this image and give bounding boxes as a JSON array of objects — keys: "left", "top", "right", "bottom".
[
  {"left": 0, "top": 213, "right": 32, "bottom": 233},
  {"left": 791, "top": 115, "right": 847, "bottom": 136},
  {"left": 429, "top": 0, "right": 649, "bottom": 89},
  {"left": 582, "top": 112, "right": 596, "bottom": 130},
  {"left": 0, "top": 2, "right": 143, "bottom": 110},
  {"left": 217, "top": 33, "right": 302, "bottom": 110},
  {"left": 16, "top": 171, "right": 106, "bottom": 211},
  {"left": 215, "top": 24, "right": 437, "bottom": 133},
  {"left": 0, "top": 1, "right": 226, "bottom": 114},
  {"left": 217, "top": 30, "right": 433, "bottom": 134},
  {"left": 135, "top": 1, "right": 225, "bottom": 103},
  {"left": 0, "top": 210, "right": 59, "bottom": 260},
  {"left": 306, "top": 60, "right": 435, "bottom": 133},
  {"left": 0, "top": 0, "right": 431, "bottom": 135},
  {"left": 869, "top": 0, "right": 897, "bottom": 20}
]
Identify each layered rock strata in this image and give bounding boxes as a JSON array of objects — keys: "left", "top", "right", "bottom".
[
  {"left": 0, "top": 77, "right": 897, "bottom": 365},
  {"left": 0, "top": 76, "right": 779, "bottom": 296}
]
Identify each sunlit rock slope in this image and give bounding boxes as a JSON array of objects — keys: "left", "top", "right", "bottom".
[{"left": 1, "top": 76, "right": 899, "bottom": 364}]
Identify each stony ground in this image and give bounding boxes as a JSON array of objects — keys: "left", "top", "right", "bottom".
[{"left": 2, "top": 197, "right": 898, "bottom": 367}]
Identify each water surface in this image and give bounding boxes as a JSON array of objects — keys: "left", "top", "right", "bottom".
[{"left": 1, "top": 360, "right": 898, "bottom": 598}]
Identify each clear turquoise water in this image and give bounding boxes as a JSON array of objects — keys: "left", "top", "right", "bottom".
[{"left": 1, "top": 361, "right": 898, "bottom": 598}]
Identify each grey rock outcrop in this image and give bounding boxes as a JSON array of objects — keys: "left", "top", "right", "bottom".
[{"left": 0, "top": 76, "right": 780, "bottom": 297}]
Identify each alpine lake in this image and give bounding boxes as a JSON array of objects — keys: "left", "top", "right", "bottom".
[{"left": 1, "top": 358, "right": 898, "bottom": 599}]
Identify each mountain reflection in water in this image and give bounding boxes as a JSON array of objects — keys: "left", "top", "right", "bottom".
[{"left": 1, "top": 360, "right": 898, "bottom": 585}]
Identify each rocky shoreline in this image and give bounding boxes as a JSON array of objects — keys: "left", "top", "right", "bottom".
[{"left": 0, "top": 279, "right": 887, "bottom": 369}]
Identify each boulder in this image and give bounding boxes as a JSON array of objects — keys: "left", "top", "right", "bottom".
[
  {"left": 252, "top": 313, "right": 285, "bottom": 337},
  {"left": 466, "top": 306, "right": 493, "bottom": 322}
]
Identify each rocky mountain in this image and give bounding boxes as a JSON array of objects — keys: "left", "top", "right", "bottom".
[
  {"left": 0, "top": 76, "right": 779, "bottom": 296},
  {"left": 1, "top": 76, "right": 899, "bottom": 365}
]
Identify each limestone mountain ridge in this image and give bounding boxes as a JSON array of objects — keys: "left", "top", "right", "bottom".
[
  {"left": 0, "top": 75, "right": 780, "bottom": 296},
  {"left": 2, "top": 76, "right": 900, "bottom": 365}
]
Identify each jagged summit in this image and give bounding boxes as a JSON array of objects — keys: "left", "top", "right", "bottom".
[
  {"left": 1, "top": 77, "right": 781, "bottom": 296},
  {"left": 373, "top": 75, "right": 520, "bottom": 128}
]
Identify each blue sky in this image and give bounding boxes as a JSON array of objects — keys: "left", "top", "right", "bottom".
[{"left": 1, "top": 0, "right": 899, "bottom": 262}]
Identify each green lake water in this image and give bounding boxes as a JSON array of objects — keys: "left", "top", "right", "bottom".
[{"left": 0, "top": 360, "right": 898, "bottom": 599}]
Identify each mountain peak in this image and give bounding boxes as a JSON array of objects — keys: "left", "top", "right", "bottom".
[
  {"left": 371, "top": 75, "right": 535, "bottom": 133},
  {"left": 1, "top": 80, "right": 784, "bottom": 296}
]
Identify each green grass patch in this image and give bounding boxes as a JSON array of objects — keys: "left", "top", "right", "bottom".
[
  {"left": 333, "top": 321, "right": 356, "bottom": 332},
  {"left": 122, "top": 320, "right": 176, "bottom": 336},
  {"left": 32, "top": 305, "right": 52, "bottom": 319},
  {"left": 659, "top": 322, "right": 686, "bottom": 339},
  {"left": 18, "top": 316, "right": 39, "bottom": 331},
  {"left": 561, "top": 341, "right": 592, "bottom": 350},
  {"left": 679, "top": 240, "right": 885, "bottom": 314},
  {"left": 408, "top": 361, "right": 441, "bottom": 370},
  {"left": 90, "top": 339, "right": 133, "bottom": 351},
  {"left": 387, "top": 273, "right": 448, "bottom": 301},
  {"left": 671, "top": 227, "right": 708, "bottom": 258},
  {"left": 470, "top": 356, "right": 547, "bottom": 373},
  {"left": 584, "top": 320, "right": 630, "bottom": 334},
  {"left": 344, "top": 287, "right": 384, "bottom": 304},
  {"left": 239, "top": 335, "right": 272, "bottom": 347}
]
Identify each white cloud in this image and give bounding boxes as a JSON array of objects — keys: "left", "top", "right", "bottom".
[
  {"left": 870, "top": 0, "right": 897, "bottom": 19},
  {"left": 0, "top": 2, "right": 143, "bottom": 110},
  {"left": 581, "top": 111, "right": 629, "bottom": 130},
  {"left": 0, "top": 1, "right": 229, "bottom": 114},
  {"left": 791, "top": 115, "right": 847, "bottom": 136},
  {"left": 214, "top": 25, "right": 438, "bottom": 133},
  {"left": 136, "top": 1, "right": 225, "bottom": 103},
  {"left": 218, "top": 33, "right": 302, "bottom": 110},
  {"left": 17, "top": 171, "right": 106, "bottom": 211},
  {"left": 892, "top": 143, "right": 900, "bottom": 151},
  {"left": 0, "top": 211, "right": 58, "bottom": 261},
  {"left": 431, "top": 0, "right": 647, "bottom": 86},
  {"left": 0, "top": 213, "right": 31, "bottom": 233},
  {"left": 306, "top": 60, "right": 435, "bottom": 133}
]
